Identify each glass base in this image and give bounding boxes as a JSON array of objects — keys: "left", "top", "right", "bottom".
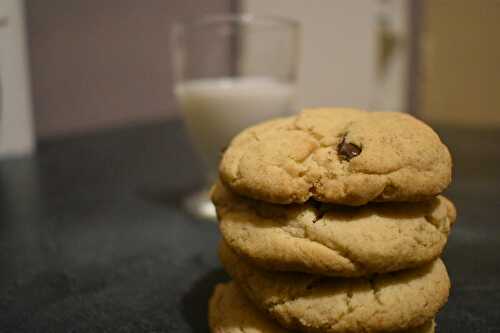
[{"left": 182, "top": 188, "right": 217, "bottom": 221}]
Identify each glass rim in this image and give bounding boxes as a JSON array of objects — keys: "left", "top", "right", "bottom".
[{"left": 173, "top": 13, "right": 300, "bottom": 31}]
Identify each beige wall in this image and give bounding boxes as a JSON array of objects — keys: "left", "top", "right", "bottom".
[
  {"left": 27, "top": 0, "right": 498, "bottom": 137},
  {"left": 419, "top": 0, "right": 500, "bottom": 127},
  {"left": 26, "top": 0, "right": 231, "bottom": 138}
]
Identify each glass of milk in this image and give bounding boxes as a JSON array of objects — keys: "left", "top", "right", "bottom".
[{"left": 172, "top": 14, "right": 300, "bottom": 219}]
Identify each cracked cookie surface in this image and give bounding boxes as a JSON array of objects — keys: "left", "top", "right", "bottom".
[
  {"left": 213, "top": 183, "right": 456, "bottom": 277},
  {"left": 209, "top": 282, "right": 436, "bottom": 333},
  {"left": 219, "top": 108, "right": 452, "bottom": 205},
  {"left": 219, "top": 242, "right": 449, "bottom": 333}
]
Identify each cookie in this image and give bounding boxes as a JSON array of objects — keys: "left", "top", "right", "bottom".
[
  {"left": 209, "top": 281, "right": 289, "bottom": 333},
  {"left": 213, "top": 182, "right": 456, "bottom": 277},
  {"left": 219, "top": 242, "right": 450, "bottom": 333},
  {"left": 219, "top": 108, "right": 452, "bottom": 205},
  {"left": 209, "top": 281, "right": 436, "bottom": 333}
]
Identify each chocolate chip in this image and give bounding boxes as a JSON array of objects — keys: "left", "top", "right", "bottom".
[{"left": 338, "top": 138, "right": 361, "bottom": 161}]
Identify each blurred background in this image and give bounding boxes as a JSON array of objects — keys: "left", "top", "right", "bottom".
[
  {"left": 0, "top": 1, "right": 499, "bottom": 331},
  {"left": 0, "top": 0, "right": 498, "bottom": 154}
]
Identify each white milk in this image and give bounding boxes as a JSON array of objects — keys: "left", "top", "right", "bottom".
[{"left": 175, "top": 77, "right": 294, "bottom": 178}]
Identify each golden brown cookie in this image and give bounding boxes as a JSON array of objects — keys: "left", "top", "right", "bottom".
[
  {"left": 219, "top": 242, "right": 450, "bottom": 333},
  {"left": 213, "top": 182, "right": 456, "bottom": 277},
  {"left": 209, "top": 281, "right": 436, "bottom": 333},
  {"left": 209, "top": 281, "right": 289, "bottom": 333},
  {"left": 219, "top": 108, "right": 452, "bottom": 205}
]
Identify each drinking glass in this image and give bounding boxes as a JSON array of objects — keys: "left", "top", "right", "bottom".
[{"left": 172, "top": 14, "right": 300, "bottom": 219}]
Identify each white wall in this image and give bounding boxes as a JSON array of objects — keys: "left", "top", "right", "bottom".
[
  {"left": 0, "top": 0, "right": 34, "bottom": 157},
  {"left": 242, "top": 0, "right": 409, "bottom": 112}
]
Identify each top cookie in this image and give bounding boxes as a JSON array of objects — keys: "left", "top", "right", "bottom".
[{"left": 219, "top": 108, "right": 452, "bottom": 205}]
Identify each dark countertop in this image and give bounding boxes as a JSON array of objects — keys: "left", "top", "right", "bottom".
[{"left": 0, "top": 119, "right": 499, "bottom": 332}]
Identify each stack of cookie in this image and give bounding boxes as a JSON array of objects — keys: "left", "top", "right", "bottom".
[{"left": 209, "top": 108, "right": 456, "bottom": 333}]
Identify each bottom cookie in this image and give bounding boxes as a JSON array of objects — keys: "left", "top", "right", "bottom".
[
  {"left": 209, "top": 281, "right": 288, "bottom": 333},
  {"left": 209, "top": 281, "right": 436, "bottom": 333}
]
